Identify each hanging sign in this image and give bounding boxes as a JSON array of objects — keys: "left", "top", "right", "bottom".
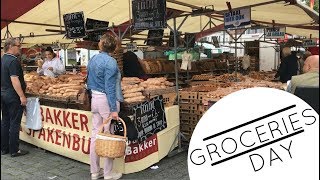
[
  {"left": 303, "top": 38, "right": 318, "bottom": 47},
  {"left": 265, "top": 27, "right": 286, "bottom": 39},
  {"left": 63, "top": 11, "right": 86, "bottom": 39},
  {"left": 83, "top": 18, "right": 109, "bottom": 42},
  {"left": 224, "top": 8, "right": 251, "bottom": 29},
  {"left": 132, "top": 95, "right": 167, "bottom": 142},
  {"left": 126, "top": 42, "right": 138, "bottom": 51},
  {"left": 132, "top": 0, "right": 167, "bottom": 30}
]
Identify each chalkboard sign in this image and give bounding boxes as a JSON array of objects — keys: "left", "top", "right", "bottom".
[
  {"left": 83, "top": 18, "right": 109, "bottom": 42},
  {"left": 169, "top": 30, "right": 181, "bottom": 47},
  {"left": 63, "top": 11, "right": 86, "bottom": 39},
  {"left": 132, "top": 95, "right": 167, "bottom": 142},
  {"left": 132, "top": 0, "right": 167, "bottom": 30},
  {"left": 184, "top": 33, "right": 196, "bottom": 48},
  {"left": 146, "top": 29, "right": 164, "bottom": 46}
]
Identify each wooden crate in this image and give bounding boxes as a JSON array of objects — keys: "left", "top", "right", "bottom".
[
  {"left": 179, "top": 99, "right": 201, "bottom": 104},
  {"left": 179, "top": 91, "right": 198, "bottom": 100},
  {"left": 180, "top": 113, "right": 201, "bottom": 126},
  {"left": 179, "top": 103, "right": 198, "bottom": 111},
  {"left": 149, "top": 92, "right": 177, "bottom": 107},
  {"left": 162, "top": 93, "right": 177, "bottom": 107},
  {"left": 197, "top": 92, "right": 208, "bottom": 103},
  {"left": 180, "top": 124, "right": 194, "bottom": 134},
  {"left": 181, "top": 132, "right": 192, "bottom": 142}
]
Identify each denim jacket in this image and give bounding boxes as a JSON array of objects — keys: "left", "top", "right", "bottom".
[{"left": 87, "top": 52, "right": 124, "bottom": 112}]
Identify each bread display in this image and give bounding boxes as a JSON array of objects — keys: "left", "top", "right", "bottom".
[
  {"left": 121, "top": 77, "right": 145, "bottom": 103},
  {"left": 121, "top": 77, "right": 175, "bottom": 104},
  {"left": 25, "top": 72, "right": 85, "bottom": 100}
]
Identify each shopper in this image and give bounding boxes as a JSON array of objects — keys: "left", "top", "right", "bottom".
[
  {"left": 87, "top": 33, "right": 123, "bottom": 180},
  {"left": 123, "top": 50, "right": 147, "bottom": 80},
  {"left": 275, "top": 47, "right": 299, "bottom": 83},
  {"left": 37, "top": 46, "right": 65, "bottom": 77},
  {"left": 1, "top": 37, "right": 29, "bottom": 157},
  {"left": 287, "top": 55, "right": 319, "bottom": 94}
]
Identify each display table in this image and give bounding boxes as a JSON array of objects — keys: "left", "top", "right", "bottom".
[{"left": 20, "top": 105, "right": 179, "bottom": 174}]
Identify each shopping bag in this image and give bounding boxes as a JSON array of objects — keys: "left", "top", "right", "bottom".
[{"left": 26, "top": 97, "right": 43, "bottom": 130}]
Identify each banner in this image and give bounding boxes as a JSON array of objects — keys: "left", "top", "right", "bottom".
[
  {"left": 224, "top": 8, "right": 251, "bottom": 29},
  {"left": 20, "top": 105, "right": 179, "bottom": 174},
  {"left": 125, "top": 134, "right": 158, "bottom": 163},
  {"left": 20, "top": 106, "right": 92, "bottom": 164},
  {"left": 265, "top": 27, "right": 286, "bottom": 39}
]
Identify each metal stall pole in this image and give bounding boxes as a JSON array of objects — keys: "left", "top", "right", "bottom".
[
  {"left": 173, "top": 18, "right": 179, "bottom": 104},
  {"left": 167, "top": 17, "right": 188, "bottom": 157},
  {"left": 234, "top": 29, "right": 238, "bottom": 80}
]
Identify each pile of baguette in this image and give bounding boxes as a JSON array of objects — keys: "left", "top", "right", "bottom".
[
  {"left": 121, "top": 77, "right": 175, "bottom": 103},
  {"left": 24, "top": 72, "right": 85, "bottom": 99},
  {"left": 121, "top": 77, "right": 145, "bottom": 103},
  {"left": 139, "top": 77, "right": 174, "bottom": 90}
]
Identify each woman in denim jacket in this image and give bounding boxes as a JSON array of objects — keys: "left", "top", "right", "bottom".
[{"left": 86, "top": 33, "right": 124, "bottom": 180}]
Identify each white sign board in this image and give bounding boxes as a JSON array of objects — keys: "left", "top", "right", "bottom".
[
  {"left": 303, "top": 38, "right": 318, "bottom": 47},
  {"left": 265, "top": 27, "right": 286, "bottom": 39},
  {"left": 126, "top": 42, "right": 138, "bottom": 51},
  {"left": 224, "top": 8, "right": 251, "bottom": 29}
]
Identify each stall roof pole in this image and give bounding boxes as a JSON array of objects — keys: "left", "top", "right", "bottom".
[
  {"left": 177, "top": 15, "right": 189, "bottom": 31},
  {"left": 167, "top": 18, "right": 189, "bottom": 157},
  {"left": 174, "top": 18, "right": 179, "bottom": 104},
  {"left": 1, "top": 33, "right": 63, "bottom": 41},
  {"left": 234, "top": 29, "right": 238, "bottom": 80},
  {"left": 1, "top": 19, "right": 64, "bottom": 28},
  {"left": 58, "top": 0, "right": 62, "bottom": 32}
]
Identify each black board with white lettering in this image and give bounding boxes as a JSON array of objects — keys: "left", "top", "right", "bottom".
[
  {"left": 146, "top": 29, "right": 164, "bottom": 46},
  {"left": 83, "top": 18, "right": 109, "bottom": 42},
  {"left": 132, "top": 95, "right": 167, "bottom": 142},
  {"left": 63, "top": 11, "right": 86, "bottom": 39},
  {"left": 132, "top": 0, "right": 167, "bottom": 30}
]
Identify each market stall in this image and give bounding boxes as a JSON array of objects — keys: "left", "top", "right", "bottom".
[
  {"left": 21, "top": 72, "right": 179, "bottom": 174},
  {"left": 2, "top": 0, "right": 319, "bottom": 176}
]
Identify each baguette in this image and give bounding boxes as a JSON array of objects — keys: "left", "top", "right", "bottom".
[
  {"left": 123, "top": 87, "right": 144, "bottom": 94},
  {"left": 124, "top": 96, "right": 145, "bottom": 103},
  {"left": 123, "top": 92, "right": 143, "bottom": 98}
]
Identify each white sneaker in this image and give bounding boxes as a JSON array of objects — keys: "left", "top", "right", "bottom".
[
  {"left": 91, "top": 169, "right": 104, "bottom": 180},
  {"left": 104, "top": 172, "right": 122, "bottom": 180}
]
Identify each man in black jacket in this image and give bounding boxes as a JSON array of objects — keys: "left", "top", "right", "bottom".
[{"left": 275, "top": 47, "right": 298, "bottom": 83}]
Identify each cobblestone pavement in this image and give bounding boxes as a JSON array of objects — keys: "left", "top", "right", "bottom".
[{"left": 1, "top": 141, "right": 189, "bottom": 180}]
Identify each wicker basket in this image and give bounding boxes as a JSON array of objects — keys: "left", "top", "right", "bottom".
[{"left": 95, "top": 117, "right": 127, "bottom": 158}]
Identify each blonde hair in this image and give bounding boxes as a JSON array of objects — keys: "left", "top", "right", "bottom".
[
  {"left": 99, "top": 33, "right": 117, "bottom": 53},
  {"left": 282, "top": 47, "right": 291, "bottom": 57}
]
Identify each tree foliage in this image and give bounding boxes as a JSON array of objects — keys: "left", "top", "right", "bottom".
[{"left": 304, "top": 0, "right": 319, "bottom": 12}]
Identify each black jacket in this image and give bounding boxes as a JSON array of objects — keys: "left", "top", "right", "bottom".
[{"left": 277, "top": 54, "right": 299, "bottom": 83}]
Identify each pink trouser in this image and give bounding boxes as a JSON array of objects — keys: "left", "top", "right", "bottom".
[{"left": 90, "top": 93, "right": 120, "bottom": 176}]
